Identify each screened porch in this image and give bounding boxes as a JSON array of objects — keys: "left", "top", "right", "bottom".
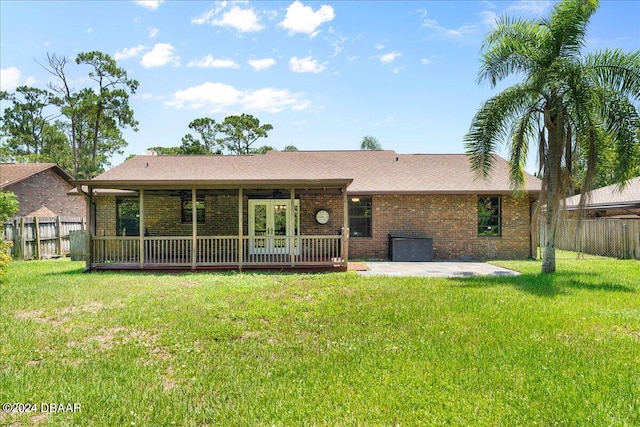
[{"left": 77, "top": 182, "right": 351, "bottom": 271}]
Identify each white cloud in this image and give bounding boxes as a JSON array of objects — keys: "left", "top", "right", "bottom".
[
  {"left": 187, "top": 54, "right": 239, "bottom": 69},
  {"left": 423, "top": 17, "right": 477, "bottom": 38},
  {"left": 165, "top": 82, "right": 310, "bottom": 113},
  {"left": 374, "top": 43, "right": 385, "bottom": 50},
  {"left": 242, "top": 88, "right": 310, "bottom": 112},
  {"left": 148, "top": 27, "right": 160, "bottom": 38},
  {"left": 421, "top": 57, "right": 432, "bottom": 65},
  {"left": 192, "top": 10, "right": 214, "bottom": 25},
  {"left": 329, "top": 35, "right": 347, "bottom": 58},
  {"left": 140, "top": 43, "right": 180, "bottom": 68},
  {"left": 0, "top": 67, "right": 22, "bottom": 91},
  {"left": 279, "top": 1, "right": 335, "bottom": 36},
  {"left": 419, "top": 9, "right": 477, "bottom": 39},
  {"left": 115, "top": 44, "right": 146, "bottom": 60},
  {"left": 480, "top": 10, "right": 498, "bottom": 28},
  {"left": 507, "top": 1, "right": 552, "bottom": 17},
  {"left": 379, "top": 51, "right": 401, "bottom": 64},
  {"left": 212, "top": 6, "right": 264, "bottom": 33},
  {"left": 167, "top": 82, "right": 241, "bottom": 110},
  {"left": 87, "top": 27, "right": 93, "bottom": 33},
  {"left": 247, "top": 58, "right": 276, "bottom": 71},
  {"left": 134, "top": 0, "right": 164, "bottom": 10},
  {"left": 289, "top": 56, "right": 326, "bottom": 73}
]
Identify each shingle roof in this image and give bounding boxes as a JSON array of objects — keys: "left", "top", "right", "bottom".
[
  {"left": 1, "top": 163, "right": 74, "bottom": 188},
  {"left": 24, "top": 206, "right": 58, "bottom": 218},
  {"left": 81, "top": 150, "right": 541, "bottom": 194},
  {"left": 564, "top": 176, "right": 640, "bottom": 209}
]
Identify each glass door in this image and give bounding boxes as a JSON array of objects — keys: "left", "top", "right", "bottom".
[{"left": 249, "top": 200, "right": 299, "bottom": 255}]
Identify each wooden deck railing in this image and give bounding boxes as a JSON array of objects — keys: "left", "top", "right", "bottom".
[
  {"left": 93, "top": 236, "right": 139, "bottom": 264},
  {"left": 91, "top": 235, "right": 345, "bottom": 269}
]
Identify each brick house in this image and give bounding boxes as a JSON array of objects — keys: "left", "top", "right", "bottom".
[
  {"left": 73, "top": 150, "right": 540, "bottom": 271},
  {"left": 0, "top": 163, "right": 85, "bottom": 217}
]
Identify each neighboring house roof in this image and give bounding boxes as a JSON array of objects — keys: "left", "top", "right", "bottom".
[
  {"left": 25, "top": 206, "right": 58, "bottom": 218},
  {"left": 564, "top": 176, "right": 640, "bottom": 210},
  {"left": 0, "top": 163, "right": 75, "bottom": 189},
  {"left": 76, "top": 150, "right": 541, "bottom": 195}
]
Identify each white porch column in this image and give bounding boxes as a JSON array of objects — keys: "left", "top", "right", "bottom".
[
  {"left": 139, "top": 189, "right": 145, "bottom": 268},
  {"left": 192, "top": 188, "right": 197, "bottom": 270},
  {"left": 238, "top": 188, "right": 243, "bottom": 270},
  {"left": 342, "top": 185, "right": 349, "bottom": 267},
  {"left": 84, "top": 186, "right": 93, "bottom": 270},
  {"left": 290, "top": 187, "right": 296, "bottom": 267}
]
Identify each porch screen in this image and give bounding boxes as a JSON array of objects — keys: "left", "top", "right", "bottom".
[
  {"left": 117, "top": 198, "right": 140, "bottom": 236},
  {"left": 181, "top": 199, "right": 205, "bottom": 223}
]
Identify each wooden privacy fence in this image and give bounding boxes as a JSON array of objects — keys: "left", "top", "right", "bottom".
[
  {"left": 2, "top": 216, "right": 86, "bottom": 260},
  {"left": 541, "top": 218, "right": 640, "bottom": 260}
]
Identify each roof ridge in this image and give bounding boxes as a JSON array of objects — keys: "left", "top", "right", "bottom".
[{"left": 0, "top": 163, "right": 60, "bottom": 188}]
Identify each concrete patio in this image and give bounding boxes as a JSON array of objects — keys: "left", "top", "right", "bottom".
[{"left": 356, "top": 261, "right": 520, "bottom": 278}]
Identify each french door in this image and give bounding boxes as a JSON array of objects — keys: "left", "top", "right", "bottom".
[{"left": 248, "top": 200, "right": 299, "bottom": 255}]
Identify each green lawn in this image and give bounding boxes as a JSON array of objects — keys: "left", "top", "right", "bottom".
[{"left": 1, "top": 258, "right": 639, "bottom": 426}]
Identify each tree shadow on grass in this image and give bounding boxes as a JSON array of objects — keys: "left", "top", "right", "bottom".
[{"left": 456, "top": 271, "right": 636, "bottom": 298}]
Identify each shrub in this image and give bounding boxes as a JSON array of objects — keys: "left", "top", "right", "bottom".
[
  {"left": 0, "top": 239, "right": 12, "bottom": 277},
  {"left": 0, "top": 191, "right": 19, "bottom": 276}
]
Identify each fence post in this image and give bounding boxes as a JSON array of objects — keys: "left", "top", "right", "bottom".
[
  {"left": 34, "top": 217, "right": 41, "bottom": 260},
  {"left": 18, "top": 217, "right": 25, "bottom": 260},
  {"left": 622, "top": 222, "right": 628, "bottom": 260},
  {"left": 56, "top": 216, "right": 63, "bottom": 256}
]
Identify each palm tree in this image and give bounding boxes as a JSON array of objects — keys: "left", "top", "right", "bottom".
[
  {"left": 360, "top": 135, "right": 382, "bottom": 150},
  {"left": 464, "top": 0, "right": 640, "bottom": 274}
]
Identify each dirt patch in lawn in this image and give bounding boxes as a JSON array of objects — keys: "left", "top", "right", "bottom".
[{"left": 14, "top": 301, "right": 125, "bottom": 329}]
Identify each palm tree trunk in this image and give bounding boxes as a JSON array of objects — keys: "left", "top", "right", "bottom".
[
  {"left": 541, "top": 109, "right": 562, "bottom": 274},
  {"left": 542, "top": 209, "right": 556, "bottom": 273}
]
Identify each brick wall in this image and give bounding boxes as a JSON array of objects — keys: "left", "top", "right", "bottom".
[
  {"left": 95, "top": 193, "right": 245, "bottom": 236},
  {"left": 94, "top": 195, "right": 116, "bottom": 236},
  {"left": 299, "top": 193, "right": 345, "bottom": 236},
  {"left": 349, "top": 194, "right": 533, "bottom": 260},
  {"left": 93, "top": 191, "right": 533, "bottom": 260},
  {"left": 7, "top": 169, "right": 86, "bottom": 217}
]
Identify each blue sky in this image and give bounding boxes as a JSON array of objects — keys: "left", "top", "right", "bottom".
[{"left": 1, "top": 0, "right": 639, "bottom": 172}]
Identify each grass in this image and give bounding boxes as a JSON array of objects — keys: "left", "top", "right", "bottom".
[{"left": 1, "top": 257, "right": 639, "bottom": 426}]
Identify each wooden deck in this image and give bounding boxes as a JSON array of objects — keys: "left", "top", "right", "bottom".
[{"left": 90, "top": 235, "right": 346, "bottom": 271}]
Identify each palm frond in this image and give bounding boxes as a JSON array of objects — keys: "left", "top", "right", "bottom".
[
  {"left": 547, "top": 0, "right": 598, "bottom": 59},
  {"left": 478, "top": 15, "right": 546, "bottom": 86},
  {"left": 585, "top": 50, "right": 640, "bottom": 103},
  {"left": 509, "top": 106, "right": 539, "bottom": 191},
  {"left": 606, "top": 95, "right": 640, "bottom": 184},
  {"left": 576, "top": 124, "right": 599, "bottom": 216},
  {"left": 464, "top": 84, "right": 537, "bottom": 178}
]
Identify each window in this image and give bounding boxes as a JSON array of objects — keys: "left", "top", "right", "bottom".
[
  {"left": 117, "top": 198, "right": 140, "bottom": 236},
  {"left": 478, "top": 196, "right": 501, "bottom": 237},
  {"left": 181, "top": 198, "right": 205, "bottom": 223},
  {"left": 349, "top": 196, "right": 372, "bottom": 237}
]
